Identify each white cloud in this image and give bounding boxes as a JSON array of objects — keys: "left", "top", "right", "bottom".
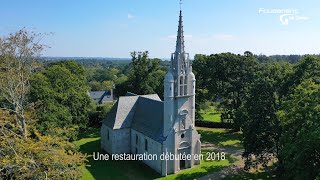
[{"left": 127, "top": 13, "right": 134, "bottom": 19}]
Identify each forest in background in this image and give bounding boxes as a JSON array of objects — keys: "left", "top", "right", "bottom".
[
  {"left": 41, "top": 51, "right": 320, "bottom": 179},
  {"left": 1, "top": 30, "right": 319, "bottom": 179}
]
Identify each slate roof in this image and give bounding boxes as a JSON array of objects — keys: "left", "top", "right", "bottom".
[
  {"left": 89, "top": 91, "right": 112, "bottom": 103},
  {"left": 89, "top": 91, "right": 108, "bottom": 99},
  {"left": 103, "top": 95, "right": 139, "bottom": 129},
  {"left": 131, "top": 96, "right": 165, "bottom": 142},
  {"left": 102, "top": 93, "right": 165, "bottom": 143}
]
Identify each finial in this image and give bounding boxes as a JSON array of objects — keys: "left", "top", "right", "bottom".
[{"left": 180, "top": 0, "right": 182, "bottom": 11}]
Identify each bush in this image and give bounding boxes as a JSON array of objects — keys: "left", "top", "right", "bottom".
[
  {"left": 195, "top": 120, "right": 232, "bottom": 129},
  {"left": 0, "top": 110, "right": 86, "bottom": 179},
  {"left": 88, "top": 102, "right": 113, "bottom": 127}
]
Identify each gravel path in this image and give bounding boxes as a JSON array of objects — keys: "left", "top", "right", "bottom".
[{"left": 198, "top": 142, "right": 245, "bottom": 180}]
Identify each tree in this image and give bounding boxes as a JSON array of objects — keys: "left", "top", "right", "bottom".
[
  {"left": 280, "top": 56, "right": 320, "bottom": 98},
  {"left": 102, "top": 80, "right": 114, "bottom": 90},
  {"left": 192, "top": 54, "right": 209, "bottom": 119},
  {"left": 193, "top": 52, "right": 258, "bottom": 129},
  {"left": 241, "top": 78, "right": 281, "bottom": 169},
  {"left": 29, "top": 61, "right": 92, "bottom": 140},
  {"left": 88, "top": 80, "right": 105, "bottom": 91},
  {"left": 87, "top": 67, "right": 127, "bottom": 91},
  {"left": 115, "top": 51, "right": 166, "bottom": 98},
  {"left": 240, "top": 57, "right": 319, "bottom": 178},
  {"left": 244, "top": 51, "right": 253, "bottom": 57},
  {"left": 91, "top": 67, "right": 119, "bottom": 83},
  {"left": 240, "top": 61, "right": 293, "bottom": 168},
  {"left": 0, "top": 109, "right": 86, "bottom": 179},
  {"left": 88, "top": 102, "right": 113, "bottom": 127},
  {"left": 0, "top": 29, "right": 45, "bottom": 138},
  {"left": 277, "top": 79, "right": 320, "bottom": 179}
]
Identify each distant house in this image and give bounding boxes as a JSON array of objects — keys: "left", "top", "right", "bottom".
[{"left": 89, "top": 90, "right": 114, "bottom": 104}]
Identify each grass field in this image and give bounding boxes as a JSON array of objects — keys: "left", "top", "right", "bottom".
[
  {"left": 199, "top": 105, "right": 221, "bottom": 122},
  {"left": 74, "top": 127, "right": 241, "bottom": 180},
  {"left": 197, "top": 127, "right": 242, "bottom": 149}
]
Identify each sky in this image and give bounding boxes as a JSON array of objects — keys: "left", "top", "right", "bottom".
[{"left": 1, "top": 0, "right": 320, "bottom": 58}]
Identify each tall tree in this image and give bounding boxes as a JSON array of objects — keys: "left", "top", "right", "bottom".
[
  {"left": 115, "top": 51, "right": 165, "bottom": 98},
  {"left": 240, "top": 57, "right": 320, "bottom": 178},
  {"left": 29, "top": 61, "right": 92, "bottom": 140},
  {"left": 240, "top": 61, "right": 292, "bottom": 170},
  {"left": 278, "top": 79, "right": 320, "bottom": 179},
  {"left": 0, "top": 29, "right": 45, "bottom": 138},
  {"left": 241, "top": 78, "right": 281, "bottom": 169},
  {"left": 193, "top": 52, "right": 258, "bottom": 129},
  {"left": 280, "top": 56, "right": 320, "bottom": 98}
]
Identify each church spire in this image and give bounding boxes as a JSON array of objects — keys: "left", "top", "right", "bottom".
[
  {"left": 175, "top": 9, "right": 185, "bottom": 55},
  {"left": 171, "top": 0, "right": 189, "bottom": 76},
  {"left": 175, "top": 0, "right": 184, "bottom": 59}
]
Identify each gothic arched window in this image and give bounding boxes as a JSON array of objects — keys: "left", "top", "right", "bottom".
[
  {"left": 184, "top": 77, "right": 188, "bottom": 95},
  {"left": 180, "top": 76, "right": 183, "bottom": 84},
  {"left": 179, "top": 76, "right": 184, "bottom": 96}
]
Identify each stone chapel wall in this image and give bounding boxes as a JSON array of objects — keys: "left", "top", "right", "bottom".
[
  {"left": 112, "top": 128, "right": 131, "bottom": 154},
  {"left": 131, "top": 129, "right": 162, "bottom": 174}
]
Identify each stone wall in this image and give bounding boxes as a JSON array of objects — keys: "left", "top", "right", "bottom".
[
  {"left": 101, "top": 125, "right": 131, "bottom": 154},
  {"left": 131, "top": 129, "right": 163, "bottom": 174},
  {"left": 101, "top": 124, "right": 113, "bottom": 153},
  {"left": 112, "top": 128, "right": 131, "bottom": 154}
]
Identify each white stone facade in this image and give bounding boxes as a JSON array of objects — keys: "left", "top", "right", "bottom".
[{"left": 100, "top": 8, "right": 201, "bottom": 176}]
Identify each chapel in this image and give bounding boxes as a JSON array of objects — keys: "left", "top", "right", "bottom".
[{"left": 101, "top": 6, "right": 201, "bottom": 176}]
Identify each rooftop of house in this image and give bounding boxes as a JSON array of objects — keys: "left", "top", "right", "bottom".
[{"left": 89, "top": 90, "right": 113, "bottom": 103}]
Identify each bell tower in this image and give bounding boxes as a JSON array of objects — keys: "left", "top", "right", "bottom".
[
  {"left": 164, "top": 4, "right": 196, "bottom": 136},
  {"left": 162, "top": 1, "right": 200, "bottom": 175}
]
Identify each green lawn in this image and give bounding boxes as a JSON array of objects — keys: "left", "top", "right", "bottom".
[
  {"left": 74, "top": 129, "right": 159, "bottom": 180},
  {"left": 197, "top": 127, "right": 242, "bottom": 149},
  {"left": 199, "top": 105, "right": 221, "bottom": 122},
  {"left": 74, "top": 127, "right": 240, "bottom": 180}
]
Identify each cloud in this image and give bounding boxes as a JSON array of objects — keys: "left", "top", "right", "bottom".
[{"left": 127, "top": 13, "right": 134, "bottom": 20}]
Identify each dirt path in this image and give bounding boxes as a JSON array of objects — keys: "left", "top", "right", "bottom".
[{"left": 198, "top": 142, "right": 244, "bottom": 180}]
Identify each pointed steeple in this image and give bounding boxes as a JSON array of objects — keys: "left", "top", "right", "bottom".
[
  {"left": 171, "top": 1, "right": 190, "bottom": 76},
  {"left": 175, "top": 10, "right": 185, "bottom": 55}
]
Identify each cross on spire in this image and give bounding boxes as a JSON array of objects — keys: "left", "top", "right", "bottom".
[{"left": 170, "top": 0, "right": 190, "bottom": 76}]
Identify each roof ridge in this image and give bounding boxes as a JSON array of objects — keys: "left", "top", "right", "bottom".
[{"left": 138, "top": 95, "right": 163, "bottom": 102}]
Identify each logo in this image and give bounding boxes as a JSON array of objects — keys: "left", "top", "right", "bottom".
[{"left": 258, "top": 8, "right": 309, "bottom": 25}]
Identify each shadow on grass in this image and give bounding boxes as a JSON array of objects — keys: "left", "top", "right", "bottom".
[
  {"left": 79, "top": 137, "right": 160, "bottom": 180},
  {"left": 78, "top": 127, "right": 100, "bottom": 139},
  {"left": 198, "top": 129, "right": 242, "bottom": 148},
  {"left": 174, "top": 165, "right": 225, "bottom": 180},
  {"left": 208, "top": 112, "right": 220, "bottom": 115}
]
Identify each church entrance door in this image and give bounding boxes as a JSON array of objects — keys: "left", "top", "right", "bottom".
[{"left": 180, "top": 159, "right": 186, "bottom": 169}]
